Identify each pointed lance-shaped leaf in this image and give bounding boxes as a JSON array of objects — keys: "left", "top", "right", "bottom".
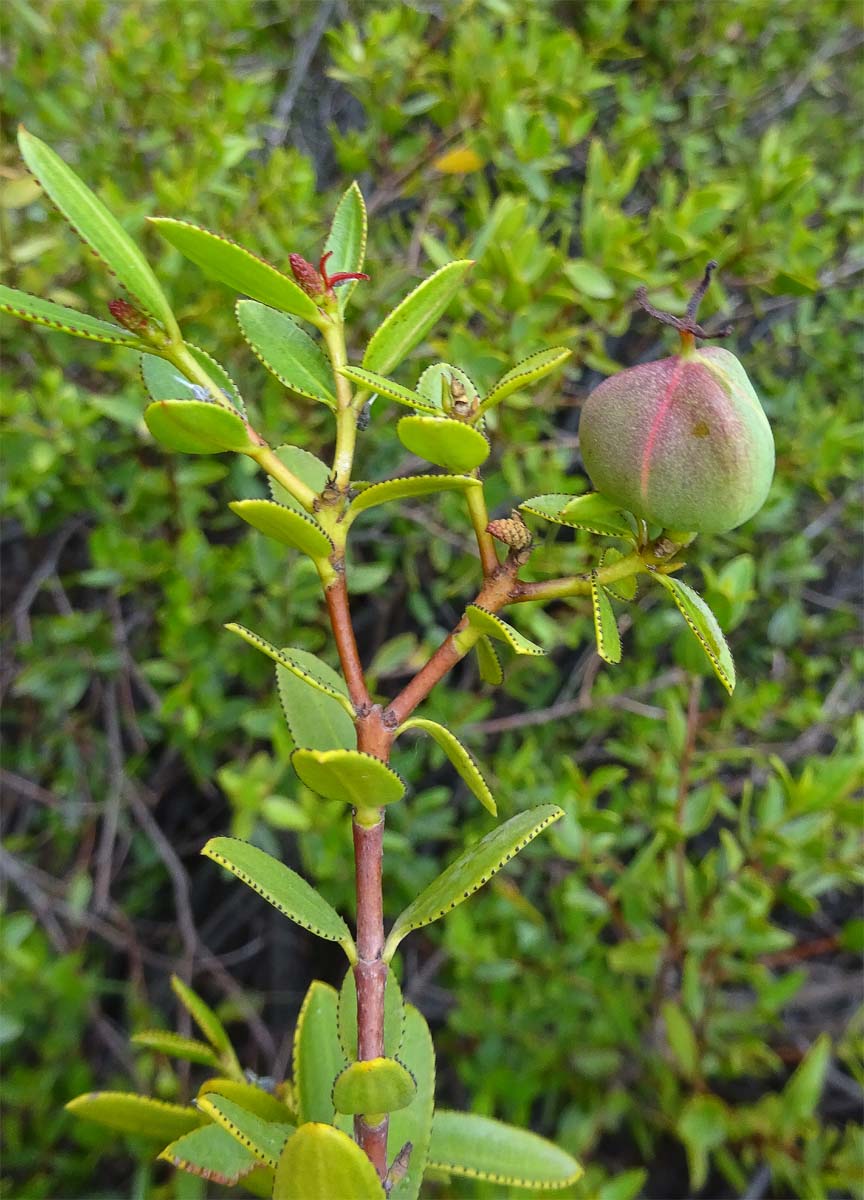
[
  {"left": 520, "top": 493, "right": 635, "bottom": 539},
  {"left": 337, "top": 365, "right": 440, "bottom": 414},
  {"left": 144, "top": 398, "right": 256, "bottom": 455},
  {"left": 195, "top": 1094, "right": 293, "bottom": 1170},
  {"left": 338, "top": 967, "right": 405, "bottom": 1062},
  {"left": 324, "top": 181, "right": 368, "bottom": 312},
  {"left": 276, "top": 648, "right": 357, "bottom": 753},
  {"left": 463, "top": 605, "right": 544, "bottom": 656},
  {"left": 202, "top": 837, "right": 355, "bottom": 956},
  {"left": 362, "top": 260, "right": 473, "bottom": 376},
  {"left": 0, "top": 284, "right": 150, "bottom": 349},
  {"left": 273, "top": 1122, "right": 385, "bottom": 1200},
  {"left": 65, "top": 1092, "right": 204, "bottom": 1141},
  {"left": 170, "top": 975, "right": 239, "bottom": 1072},
  {"left": 654, "top": 573, "right": 735, "bottom": 694},
  {"left": 149, "top": 218, "right": 323, "bottom": 326},
  {"left": 159, "top": 1123, "right": 259, "bottom": 1187},
  {"left": 477, "top": 347, "right": 572, "bottom": 418},
  {"left": 384, "top": 805, "right": 563, "bottom": 959},
  {"left": 224, "top": 625, "right": 355, "bottom": 715},
  {"left": 387, "top": 1005, "right": 436, "bottom": 1200},
  {"left": 293, "top": 982, "right": 345, "bottom": 1126},
  {"left": 397, "top": 415, "right": 489, "bottom": 472},
  {"left": 229, "top": 499, "right": 333, "bottom": 560},
  {"left": 346, "top": 474, "right": 480, "bottom": 521},
  {"left": 590, "top": 573, "right": 622, "bottom": 665},
  {"left": 396, "top": 717, "right": 496, "bottom": 816},
  {"left": 236, "top": 300, "right": 336, "bottom": 409},
  {"left": 198, "top": 1079, "right": 296, "bottom": 1126},
  {"left": 291, "top": 748, "right": 406, "bottom": 809},
  {"left": 427, "top": 1110, "right": 582, "bottom": 1190},
  {"left": 130, "top": 1030, "right": 219, "bottom": 1069},
  {"left": 18, "top": 128, "right": 179, "bottom": 338}
]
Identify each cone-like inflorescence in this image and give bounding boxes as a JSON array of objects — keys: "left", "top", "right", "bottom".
[{"left": 579, "top": 264, "right": 774, "bottom": 534}]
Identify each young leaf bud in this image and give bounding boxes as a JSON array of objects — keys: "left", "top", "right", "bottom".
[{"left": 579, "top": 264, "right": 774, "bottom": 534}]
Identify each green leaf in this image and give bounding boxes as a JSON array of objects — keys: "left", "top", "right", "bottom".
[
  {"left": 141, "top": 345, "right": 244, "bottom": 412},
  {"left": 427, "top": 1110, "right": 582, "bottom": 1189},
  {"left": 273, "top": 1122, "right": 385, "bottom": 1200},
  {"left": 236, "top": 301, "right": 336, "bottom": 409},
  {"left": 277, "top": 649, "right": 356, "bottom": 753},
  {"left": 475, "top": 635, "right": 503, "bottom": 685},
  {"left": 520, "top": 493, "right": 634, "bottom": 538},
  {"left": 150, "top": 218, "right": 322, "bottom": 325},
  {"left": 229, "top": 499, "right": 333, "bottom": 559},
  {"left": 333, "top": 1058, "right": 416, "bottom": 1118},
  {"left": 415, "top": 363, "right": 478, "bottom": 411},
  {"left": 198, "top": 1079, "right": 296, "bottom": 1125},
  {"left": 195, "top": 1094, "right": 293, "bottom": 1170},
  {"left": 600, "top": 547, "right": 637, "bottom": 601},
  {"left": 130, "top": 1030, "right": 219, "bottom": 1069},
  {"left": 159, "top": 1123, "right": 259, "bottom": 1186},
  {"left": 677, "top": 1095, "right": 727, "bottom": 1191},
  {"left": 224, "top": 625, "right": 355, "bottom": 714},
  {"left": 590, "top": 573, "right": 621, "bottom": 665},
  {"left": 144, "top": 399, "right": 255, "bottom": 455},
  {"left": 661, "top": 1002, "right": 698, "bottom": 1079},
  {"left": 170, "top": 976, "right": 238, "bottom": 1070},
  {"left": 464, "top": 605, "right": 544, "bottom": 656},
  {"left": 267, "top": 444, "right": 330, "bottom": 512},
  {"left": 654, "top": 574, "right": 736, "bottom": 694},
  {"left": 338, "top": 968, "right": 405, "bottom": 1062},
  {"left": 293, "top": 982, "right": 344, "bottom": 1126},
  {"left": 397, "top": 415, "right": 489, "bottom": 472},
  {"left": 782, "top": 1033, "right": 831, "bottom": 1121},
  {"left": 0, "top": 283, "right": 148, "bottom": 348},
  {"left": 65, "top": 1092, "right": 203, "bottom": 1141},
  {"left": 291, "top": 748, "right": 406, "bottom": 810},
  {"left": 384, "top": 805, "right": 563, "bottom": 958},
  {"left": 346, "top": 474, "right": 479, "bottom": 520},
  {"left": 363, "top": 260, "right": 473, "bottom": 375},
  {"left": 202, "top": 837, "right": 354, "bottom": 954},
  {"left": 477, "top": 347, "right": 571, "bottom": 417},
  {"left": 324, "top": 181, "right": 367, "bottom": 311},
  {"left": 336, "top": 365, "right": 440, "bottom": 414},
  {"left": 387, "top": 1005, "right": 436, "bottom": 1200},
  {"left": 18, "top": 128, "right": 178, "bottom": 336},
  {"left": 396, "top": 717, "right": 495, "bottom": 816},
  {"left": 564, "top": 259, "right": 615, "bottom": 299}
]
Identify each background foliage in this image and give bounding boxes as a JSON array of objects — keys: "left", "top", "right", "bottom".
[{"left": 1, "top": 1, "right": 862, "bottom": 1197}]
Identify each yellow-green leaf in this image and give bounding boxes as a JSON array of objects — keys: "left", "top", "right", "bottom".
[
  {"left": 384, "top": 805, "right": 563, "bottom": 959},
  {"left": 363, "top": 260, "right": 473, "bottom": 375},
  {"left": 131, "top": 1030, "right": 219, "bottom": 1068},
  {"left": 198, "top": 1078, "right": 296, "bottom": 1125},
  {"left": 387, "top": 1005, "right": 436, "bottom": 1200},
  {"left": 477, "top": 348, "right": 571, "bottom": 418},
  {"left": 140, "top": 345, "right": 243, "bottom": 412},
  {"left": 195, "top": 1094, "right": 293, "bottom": 1170},
  {"left": 332, "top": 1058, "right": 416, "bottom": 1117},
  {"left": 229, "top": 499, "right": 333, "bottom": 559},
  {"left": 170, "top": 976, "right": 238, "bottom": 1070},
  {"left": 654, "top": 574, "right": 735, "bottom": 694},
  {"left": 202, "top": 837, "right": 354, "bottom": 953},
  {"left": 276, "top": 648, "right": 356, "bottom": 753},
  {"left": 236, "top": 300, "right": 335, "bottom": 408},
  {"left": 415, "top": 362, "right": 478, "bottom": 411},
  {"left": 427, "top": 1110, "right": 582, "bottom": 1190},
  {"left": 464, "top": 605, "right": 544, "bottom": 656},
  {"left": 338, "top": 967, "right": 405, "bottom": 1062},
  {"left": 144, "top": 398, "right": 255, "bottom": 455},
  {"left": 337, "top": 365, "right": 440, "bottom": 414},
  {"left": 475, "top": 635, "right": 503, "bottom": 685},
  {"left": 293, "top": 982, "right": 344, "bottom": 1126},
  {"left": 273, "top": 1122, "right": 385, "bottom": 1200},
  {"left": 520, "top": 492, "right": 634, "bottom": 538},
  {"left": 346, "top": 474, "right": 480, "bottom": 520},
  {"left": 397, "top": 415, "right": 489, "bottom": 472},
  {"left": 159, "top": 1123, "right": 258, "bottom": 1186},
  {"left": 224, "top": 624, "right": 355, "bottom": 714},
  {"left": 324, "top": 181, "right": 367, "bottom": 312},
  {"left": 291, "top": 748, "right": 405, "bottom": 808},
  {"left": 65, "top": 1092, "right": 203, "bottom": 1141},
  {"left": 590, "top": 573, "right": 622, "bottom": 665},
  {"left": 396, "top": 717, "right": 495, "bottom": 816},
  {"left": 0, "top": 284, "right": 148, "bottom": 348},
  {"left": 267, "top": 444, "right": 330, "bottom": 512}
]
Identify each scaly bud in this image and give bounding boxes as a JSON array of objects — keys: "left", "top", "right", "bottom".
[
  {"left": 579, "top": 263, "right": 774, "bottom": 534},
  {"left": 108, "top": 298, "right": 154, "bottom": 336},
  {"left": 487, "top": 511, "right": 532, "bottom": 551},
  {"left": 288, "top": 254, "right": 326, "bottom": 297}
]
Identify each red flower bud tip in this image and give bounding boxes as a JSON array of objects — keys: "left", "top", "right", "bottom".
[
  {"left": 108, "top": 298, "right": 152, "bottom": 335},
  {"left": 317, "top": 250, "right": 369, "bottom": 292},
  {"left": 288, "top": 253, "right": 326, "bottom": 297}
]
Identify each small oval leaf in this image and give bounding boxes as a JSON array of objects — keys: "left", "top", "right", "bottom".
[
  {"left": 65, "top": 1092, "right": 203, "bottom": 1141},
  {"left": 277, "top": 649, "right": 356, "bottom": 753},
  {"left": 292, "top": 748, "right": 405, "bottom": 808},
  {"left": 237, "top": 300, "right": 335, "bottom": 409},
  {"left": 477, "top": 347, "right": 571, "bottom": 417},
  {"left": 18, "top": 128, "right": 178, "bottom": 336},
  {"left": 0, "top": 283, "right": 148, "bottom": 348},
  {"left": 150, "top": 218, "right": 322, "bottom": 325},
  {"left": 590, "top": 573, "right": 622, "bottom": 665},
  {"left": 130, "top": 1030, "right": 219, "bottom": 1068},
  {"left": 464, "top": 605, "right": 544, "bottom": 656},
  {"left": 324, "top": 182, "right": 367, "bottom": 312},
  {"left": 224, "top": 624, "right": 355, "bottom": 714},
  {"left": 387, "top": 1005, "right": 436, "bottom": 1200},
  {"left": 384, "top": 805, "right": 563, "bottom": 958},
  {"left": 293, "top": 982, "right": 345, "bottom": 1127},
  {"left": 397, "top": 415, "right": 489, "bottom": 472},
  {"left": 363, "top": 260, "right": 473, "bottom": 376},
  {"left": 273, "top": 1122, "right": 385, "bottom": 1200},
  {"left": 229, "top": 499, "right": 333, "bottom": 559},
  {"left": 332, "top": 1058, "right": 416, "bottom": 1117},
  {"left": 159, "top": 1123, "right": 258, "bottom": 1186},
  {"left": 144, "top": 399, "right": 255, "bottom": 455},
  {"left": 427, "top": 1110, "right": 582, "bottom": 1190},
  {"left": 202, "top": 837, "right": 354, "bottom": 952},
  {"left": 347, "top": 474, "right": 479, "bottom": 520},
  {"left": 196, "top": 1094, "right": 293, "bottom": 1170},
  {"left": 396, "top": 717, "right": 495, "bottom": 816},
  {"left": 336, "top": 365, "right": 440, "bottom": 414},
  {"left": 338, "top": 967, "right": 405, "bottom": 1062},
  {"left": 654, "top": 574, "right": 736, "bottom": 694}
]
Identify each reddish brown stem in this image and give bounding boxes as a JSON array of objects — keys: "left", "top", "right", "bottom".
[{"left": 325, "top": 574, "right": 371, "bottom": 712}]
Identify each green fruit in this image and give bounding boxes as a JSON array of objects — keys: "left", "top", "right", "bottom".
[{"left": 579, "top": 344, "right": 774, "bottom": 534}]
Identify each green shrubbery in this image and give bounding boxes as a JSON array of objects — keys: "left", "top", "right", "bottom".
[{"left": 2, "top": 1, "right": 861, "bottom": 1197}]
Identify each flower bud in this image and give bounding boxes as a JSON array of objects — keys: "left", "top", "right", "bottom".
[{"left": 578, "top": 266, "right": 774, "bottom": 534}]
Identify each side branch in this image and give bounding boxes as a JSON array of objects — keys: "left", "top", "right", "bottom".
[{"left": 325, "top": 575, "right": 371, "bottom": 711}]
